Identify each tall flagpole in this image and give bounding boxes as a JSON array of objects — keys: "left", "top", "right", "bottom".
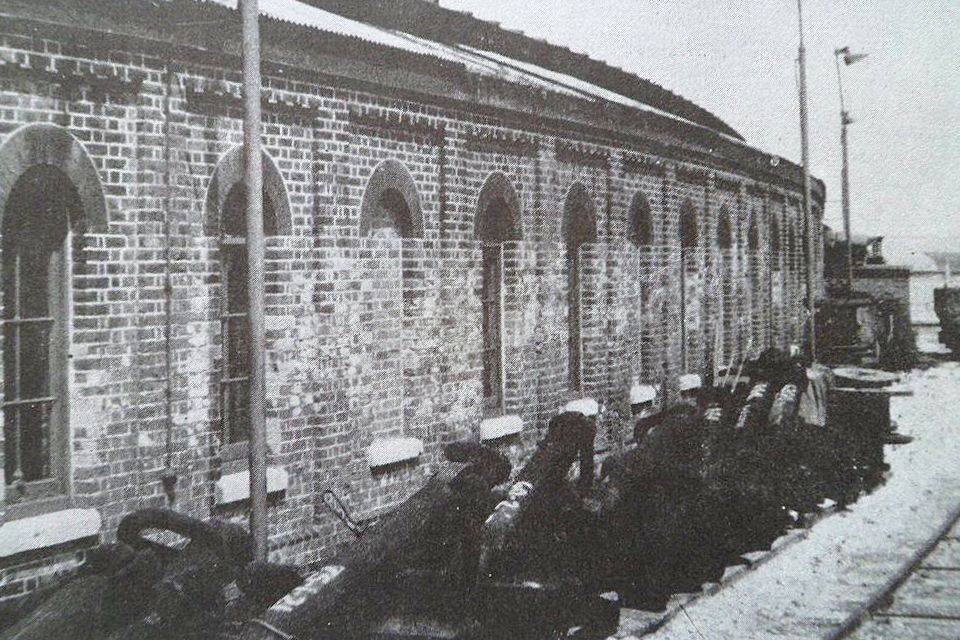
[
  {"left": 241, "top": 0, "right": 268, "bottom": 560},
  {"left": 797, "top": 0, "right": 817, "bottom": 360}
]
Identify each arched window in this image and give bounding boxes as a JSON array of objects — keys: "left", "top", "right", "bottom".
[
  {"left": 563, "top": 184, "right": 598, "bottom": 391},
  {"left": 475, "top": 173, "right": 521, "bottom": 412},
  {"left": 717, "top": 207, "right": 733, "bottom": 250},
  {"left": 0, "top": 124, "right": 106, "bottom": 504},
  {"left": 787, "top": 222, "right": 798, "bottom": 268},
  {"left": 628, "top": 192, "right": 653, "bottom": 247},
  {"left": 218, "top": 185, "right": 278, "bottom": 448},
  {"left": 360, "top": 160, "right": 423, "bottom": 239},
  {"left": 3, "top": 166, "right": 79, "bottom": 500},
  {"left": 367, "top": 189, "right": 415, "bottom": 238},
  {"left": 770, "top": 212, "right": 781, "bottom": 270},
  {"left": 680, "top": 200, "right": 699, "bottom": 249},
  {"left": 206, "top": 148, "right": 288, "bottom": 457}
]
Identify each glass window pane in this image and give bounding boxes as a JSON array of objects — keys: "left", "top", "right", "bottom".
[
  {"left": 18, "top": 323, "right": 51, "bottom": 399},
  {"left": 18, "top": 402, "right": 51, "bottom": 481}
]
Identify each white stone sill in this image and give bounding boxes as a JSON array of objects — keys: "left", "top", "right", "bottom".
[
  {"left": 0, "top": 508, "right": 101, "bottom": 558},
  {"left": 479, "top": 414, "right": 524, "bottom": 441},
  {"left": 679, "top": 373, "right": 703, "bottom": 392},
  {"left": 215, "top": 466, "right": 289, "bottom": 506},
  {"left": 367, "top": 437, "right": 424, "bottom": 468},
  {"left": 630, "top": 383, "right": 658, "bottom": 405},
  {"left": 562, "top": 397, "right": 599, "bottom": 417}
]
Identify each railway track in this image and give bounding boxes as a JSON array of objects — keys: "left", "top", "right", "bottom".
[{"left": 845, "top": 511, "right": 960, "bottom": 639}]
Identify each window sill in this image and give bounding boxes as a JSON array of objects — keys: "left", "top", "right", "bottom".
[
  {"left": 479, "top": 414, "right": 523, "bottom": 441},
  {"left": 561, "top": 397, "right": 599, "bottom": 417},
  {"left": 215, "top": 466, "right": 289, "bottom": 506},
  {"left": 630, "top": 383, "right": 657, "bottom": 405},
  {"left": 0, "top": 507, "right": 101, "bottom": 559},
  {"left": 679, "top": 373, "right": 703, "bottom": 392},
  {"left": 367, "top": 437, "right": 423, "bottom": 469}
]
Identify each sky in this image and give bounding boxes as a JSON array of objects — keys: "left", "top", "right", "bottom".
[{"left": 440, "top": 0, "right": 960, "bottom": 254}]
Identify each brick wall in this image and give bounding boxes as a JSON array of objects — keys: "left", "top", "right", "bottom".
[{"left": 0, "top": 24, "right": 820, "bottom": 597}]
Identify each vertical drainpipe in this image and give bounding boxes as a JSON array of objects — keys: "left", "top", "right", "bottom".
[
  {"left": 240, "top": 0, "right": 269, "bottom": 561},
  {"left": 161, "top": 46, "right": 177, "bottom": 504}
]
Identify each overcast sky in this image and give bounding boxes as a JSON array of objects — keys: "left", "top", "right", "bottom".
[{"left": 440, "top": 0, "right": 959, "bottom": 253}]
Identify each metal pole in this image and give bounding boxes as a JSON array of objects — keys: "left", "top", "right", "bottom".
[
  {"left": 241, "top": 0, "right": 268, "bottom": 560},
  {"left": 797, "top": 0, "right": 817, "bottom": 360},
  {"left": 840, "top": 112, "right": 853, "bottom": 288},
  {"left": 835, "top": 52, "right": 854, "bottom": 290}
]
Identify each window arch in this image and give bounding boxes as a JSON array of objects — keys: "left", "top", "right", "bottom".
[
  {"left": 628, "top": 192, "right": 653, "bottom": 247},
  {"left": 475, "top": 173, "right": 521, "bottom": 412},
  {"left": 359, "top": 160, "right": 423, "bottom": 239},
  {"left": 563, "top": 183, "right": 598, "bottom": 391},
  {"left": 475, "top": 172, "right": 521, "bottom": 243},
  {"left": 207, "top": 150, "right": 287, "bottom": 456},
  {"left": 204, "top": 147, "right": 291, "bottom": 236},
  {"left": 0, "top": 124, "right": 105, "bottom": 503}
]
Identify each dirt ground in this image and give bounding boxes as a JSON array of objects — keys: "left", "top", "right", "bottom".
[{"left": 616, "top": 356, "right": 960, "bottom": 640}]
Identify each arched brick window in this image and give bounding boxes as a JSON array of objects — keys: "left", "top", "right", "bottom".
[
  {"left": 717, "top": 206, "right": 734, "bottom": 360},
  {"left": 680, "top": 200, "right": 699, "bottom": 249},
  {"left": 680, "top": 199, "right": 700, "bottom": 276},
  {"left": 360, "top": 160, "right": 423, "bottom": 239},
  {"left": 562, "top": 183, "right": 598, "bottom": 391},
  {"left": 717, "top": 207, "right": 733, "bottom": 250},
  {"left": 0, "top": 124, "right": 106, "bottom": 504},
  {"left": 475, "top": 173, "right": 521, "bottom": 413},
  {"left": 770, "top": 212, "right": 782, "bottom": 270},
  {"left": 205, "top": 148, "right": 291, "bottom": 236},
  {"left": 748, "top": 215, "right": 760, "bottom": 252},
  {"left": 206, "top": 149, "right": 287, "bottom": 460},
  {"left": 217, "top": 186, "right": 278, "bottom": 451},
  {"left": 787, "top": 221, "right": 798, "bottom": 269},
  {"left": 746, "top": 212, "right": 763, "bottom": 348},
  {"left": 628, "top": 192, "right": 653, "bottom": 247}
]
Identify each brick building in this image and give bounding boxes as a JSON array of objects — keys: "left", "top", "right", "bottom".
[{"left": 0, "top": 0, "right": 825, "bottom": 599}]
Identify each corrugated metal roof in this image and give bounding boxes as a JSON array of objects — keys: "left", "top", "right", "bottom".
[
  {"left": 201, "top": 0, "right": 745, "bottom": 143},
  {"left": 205, "top": 0, "right": 432, "bottom": 54}
]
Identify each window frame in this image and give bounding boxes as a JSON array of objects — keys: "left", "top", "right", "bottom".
[
  {"left": 567, "top": 242, "right": 584, "bottom": 391},
  {"left": 3, "top": 170, "right": 73, "bottom": 507},
  {"left": 215, "top": 185, "right": 277, "bottom": 466},
  {"left": 480, "top": 242, "right": 505, "bottom": 413}
]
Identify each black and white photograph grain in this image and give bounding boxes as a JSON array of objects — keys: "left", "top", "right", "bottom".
[{"left": 0, "top": 0, "right": 957, "bottom": 638}]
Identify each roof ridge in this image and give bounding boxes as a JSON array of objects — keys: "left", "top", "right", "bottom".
[{"left": 298, "top": 0, "right": 742, "bottom": 139}]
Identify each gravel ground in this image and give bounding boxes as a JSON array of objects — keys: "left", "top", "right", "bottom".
[{"left": 617, "top": 360, "right": 960, "bottom": 640}]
